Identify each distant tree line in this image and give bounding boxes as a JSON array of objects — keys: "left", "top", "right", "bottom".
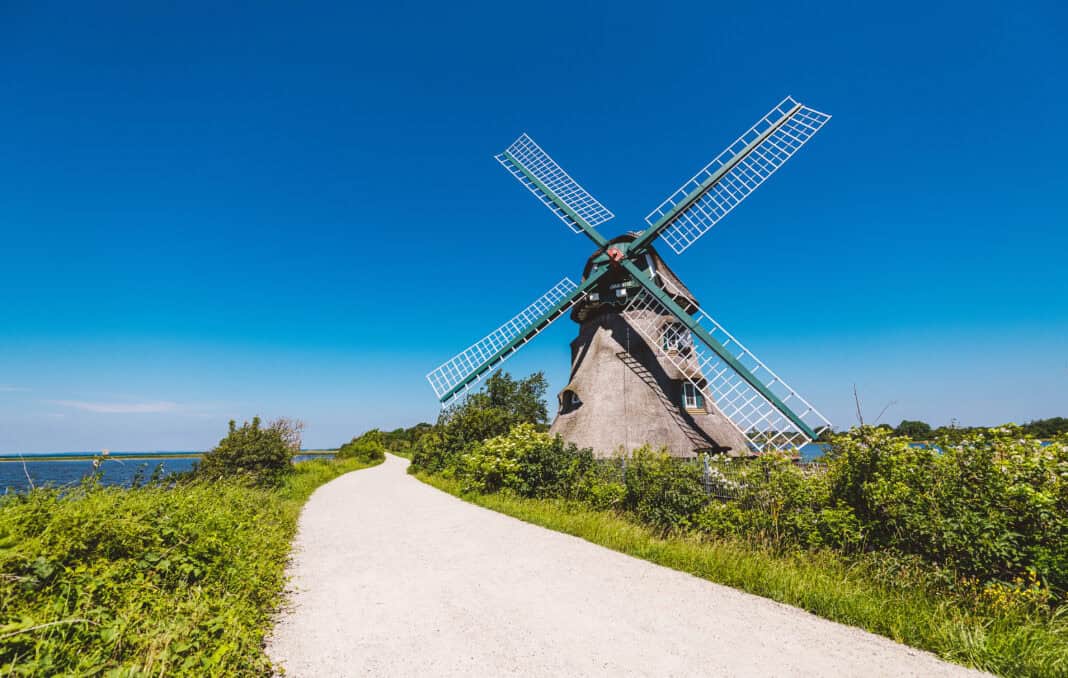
[
  {"left": 379, "top": 423, "right": 434, "bottom": 458},
  {"left": 817, "top": 417, "right": 1068, "bottom": 442},
  {"left": 391, "top": 396, "right": 1067, "bottom": 447}
]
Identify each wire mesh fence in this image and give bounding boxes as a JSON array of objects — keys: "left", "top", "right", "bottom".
[{"left": 591, "top": 454, "right": 828, "bottom": 502}]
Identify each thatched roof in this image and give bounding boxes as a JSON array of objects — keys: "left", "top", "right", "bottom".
[
  {"left": 573, "top": 233, "right": 699, "bottom": 323},
  {"left": 550, "top": 244, "right": 752, "bottom": 458}
]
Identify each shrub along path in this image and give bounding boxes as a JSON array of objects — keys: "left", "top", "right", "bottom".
[{"left": 267, "top": 454, "right": 985, "bottom": 677}]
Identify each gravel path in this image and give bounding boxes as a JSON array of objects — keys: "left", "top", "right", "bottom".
[{"left": 267, "top": 454, "right": 985, "bottom": 677}]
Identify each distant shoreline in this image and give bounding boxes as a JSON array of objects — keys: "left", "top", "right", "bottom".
[{"left": 0, "top": 449, "right": 337, "bottom": 462}]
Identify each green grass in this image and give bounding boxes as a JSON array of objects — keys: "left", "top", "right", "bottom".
[
  {"left": 416, "top": 472, "right": 1068, "bottom": 678},
  {"left": 0, "top": 456, "right": 381, "bottom": 676}
]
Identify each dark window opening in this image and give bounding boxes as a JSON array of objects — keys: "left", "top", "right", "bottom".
[{"left": 561, "top": 389, "right": 583, "bottom": 414}]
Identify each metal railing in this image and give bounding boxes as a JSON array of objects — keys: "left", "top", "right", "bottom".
[{"left": 591, "top": 454, "right": 828, "bottom": 501}]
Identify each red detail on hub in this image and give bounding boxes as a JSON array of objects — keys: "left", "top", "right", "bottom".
[{"left": 607, "top": 248, "right": 624, "bottom": 264}]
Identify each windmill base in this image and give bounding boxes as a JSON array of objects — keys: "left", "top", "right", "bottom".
[{"left": 548, "top": 310, "right": 751, "bottom": 459}]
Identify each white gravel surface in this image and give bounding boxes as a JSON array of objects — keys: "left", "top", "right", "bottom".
[{"left": 267, "top": 454, "right": 985, "bottom": 677}]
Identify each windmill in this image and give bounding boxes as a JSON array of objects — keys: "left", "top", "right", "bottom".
[{"left": 426, "top": 97, "right": 832, "bottom": 457}]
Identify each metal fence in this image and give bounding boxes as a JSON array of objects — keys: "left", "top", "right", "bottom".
[{"left": 592, "top": 454, "right": 828, "bottom": 501}]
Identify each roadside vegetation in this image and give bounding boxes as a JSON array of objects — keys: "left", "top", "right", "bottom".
[
  {"left": 335, "top": 429, "right": 390, "bottom": 463},
  {"left": 396, "top": 371, "right": 1068, "bottom": 677},
  {"left": 0, "top": 417, "right": 381, "bottom": 675},
  {"left": 378, "top": 424, "right": 433, "bottom": 459},
  {"left": 826, "top": 415, "right": 1068, "bottom": 441}
]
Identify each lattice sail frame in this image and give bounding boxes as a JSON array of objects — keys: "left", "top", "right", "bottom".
[
  {"left": 426, "top": 278, "right": 585, "bottom": 402},
  {"left": 623, "top": 277, "right": 830, "bottom": 451},
  {"left": 497, "top": 133, "right": 615, "bottom": 235},
  {"left": 646, "top": 97, "right": 831, "bottom": 255}
]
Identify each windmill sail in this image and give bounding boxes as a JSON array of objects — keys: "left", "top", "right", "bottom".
[
  {"left": 497, "top": 133, "right": 614, "bottom": 238},
  {"left": 427, "top": 278, "right": 587, "bottom": 403},
  {"left": 645, "top": 97, "right": 830, "bottom": 255},
  {"left": 623, "top": 276, "right": 830, "bottom": 450}
]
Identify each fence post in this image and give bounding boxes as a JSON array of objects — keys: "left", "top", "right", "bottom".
[{"left": 702, "top": 452, "right": 711, "bottom": 495}]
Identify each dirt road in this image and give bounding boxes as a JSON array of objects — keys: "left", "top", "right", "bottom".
[{"left": 267, "top": 454, "right": 984, "bottom": 677}]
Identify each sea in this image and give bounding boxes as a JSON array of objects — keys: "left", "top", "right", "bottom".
[{"left": 0, "top": 452, "right": 335, "bottom": 494}]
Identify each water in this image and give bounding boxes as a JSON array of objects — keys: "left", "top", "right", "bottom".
[
  {"left": 0, "top": 453, "right": 335, "bottom": 494},
  {"left": 798, "top": 442, "right": 826, "bottom": 462}
]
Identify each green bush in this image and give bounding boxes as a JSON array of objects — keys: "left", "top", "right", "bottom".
[
  {"left": 459, "top": 423, "right": 594, "bottom": 498},
  {"left": 197, "top": 416, "right": 293, "bottom": 485},
  {"left": 696, "top": 452, "right": 862, "bottom": 550},
  {"left": 683, "top": 427, "right": 1068, "bottom": 597},
  {"left": 411, "top": 371, "right": 550, "bottom": 474},
  {"left": 337, "top": 429, "right": 387, "bottom": 463},
  {"left": 895, "top": 419, "right": 933, "bottom": 439},
  {"left": 622, "top": 447, "right": 707, "bottom": 532},
  {"left": 515, "top": 432, "right": 595, "bottom": 499},
  {"left": 825, "top": 426, "right": 1068, "bottom": 593},
  {"left": 578, "top": 478, "right": 627, "bottom": 511},
  {"left": 460, "top": 425, "right": 529, "bottom": 493},
  {"left": 380, "top": 423, "right": 433, "bottom": 458}
]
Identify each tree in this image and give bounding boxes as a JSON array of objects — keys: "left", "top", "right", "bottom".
[
  {"left": 272, "top": 417, "right": 305, "bottom": 452},
  {"left": 410, "top": 371, "right": 550, "bottom": 472},
  {"left": 380, "top": 422, "right": 434, "bottom": 454},
  {"left": 198, "top": 416, "right": 293, "bottom": 484},
  {"left": 1022, "top": 417, "right": 1068, "bottom": 438},
  {"left": 895, "top": 420, "right": 932, "bottom": 440},
  {"left": 337, "top": 429, "right": 387, "bottom": 462},
  {"left": 471, "top": 370, "right": 549, "bottom": 428}
]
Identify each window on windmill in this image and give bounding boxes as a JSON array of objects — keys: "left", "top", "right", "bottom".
[
  {"left": 661, "top": 323, "right": 690, "bottom": 352},
  {"left": 682, "top": 382, "right": 705, "bottom": 410}
]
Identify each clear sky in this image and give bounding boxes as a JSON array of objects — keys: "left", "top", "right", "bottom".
[{"left": 2, "top": 1, "right": 1065, "bottom": 452}]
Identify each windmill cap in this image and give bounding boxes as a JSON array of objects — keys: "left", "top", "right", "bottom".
[{"left": 573, "top": 233, "right": 699, "bottom": 323}]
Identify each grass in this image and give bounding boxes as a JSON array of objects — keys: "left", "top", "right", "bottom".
[
  {"left": 416, "top": 472, "right": 1068, "bottom": 678},
  {"left": 0, "top": 456, "right": 381, "bottom": 676}
]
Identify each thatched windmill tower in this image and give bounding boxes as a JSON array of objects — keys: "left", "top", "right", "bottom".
[
  {"left": 427, "top": 97, "right": 833, "bottom": 457},
  {"left": 548, "top": 234, "right": 750, "bottom": 457}
]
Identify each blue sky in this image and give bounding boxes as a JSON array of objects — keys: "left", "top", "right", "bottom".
[{"left": 1, "top": 1, "right": 1065, "bottom": 452}]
